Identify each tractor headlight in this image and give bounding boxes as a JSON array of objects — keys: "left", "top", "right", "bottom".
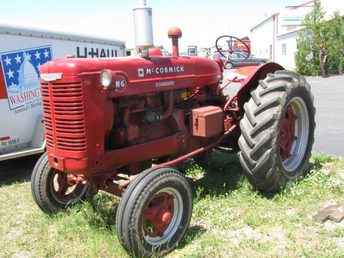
[{"left": 100, "top": 70, "right": 113, "bottom": 88}]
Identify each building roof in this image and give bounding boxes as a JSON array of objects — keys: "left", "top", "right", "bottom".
[
  {"left": 0, "top": 23, "right": 125, "bottom": 47},
  {"left": 250, "top": 13, "right": 279, "bottom": 32},
  {"left": 285, "top": 0, "right": 314, "bottom": 9},
  {"left": 277, "top": 28, "right": 303, "bottom": 39}
]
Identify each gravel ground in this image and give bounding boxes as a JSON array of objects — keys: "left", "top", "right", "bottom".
[{"left": 307, "top": 75, "right": 344, "bottom": 156}]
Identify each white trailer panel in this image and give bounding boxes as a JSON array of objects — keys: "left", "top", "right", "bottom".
[{"left": 0, "top": 25, "right": 125, "bottom": 161}]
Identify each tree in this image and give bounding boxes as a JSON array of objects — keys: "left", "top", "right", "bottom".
[
  {"left": 296, "top": 30, "right": 318, "bottom": 75},
  {"left": 296, "top": 1, "right": 344, "bottom": 76},
  {"left": 327, "top": 12, "right": 344, "bottom": 74},
  {"left": 296, "top": 0, "right": 331, "bottom": 76},
  {"left": 318, "top": 21, "right": 332, "bottom": 77}
]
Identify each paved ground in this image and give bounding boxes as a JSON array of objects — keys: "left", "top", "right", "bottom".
[
  {"left": 308, "top": 75, "right": 344, "bottom": 156},
  {"left": 224, "top": 73, "right": 344, "bottom": 156}
]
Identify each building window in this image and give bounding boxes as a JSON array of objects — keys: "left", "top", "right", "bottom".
[{"left": 282, "top": 43, "right": 287, "bottom": 56}]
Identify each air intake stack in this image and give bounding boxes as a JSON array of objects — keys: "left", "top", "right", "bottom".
[{"left": 133, "top": 0, "right": 154, "bottom": 53}]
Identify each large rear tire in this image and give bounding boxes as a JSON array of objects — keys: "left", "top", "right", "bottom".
[
  {"left": 238, "top": 70, "right": 315, "bottom": 192},
  {"left": 116, "top": 167, "right": 192, "bottom": 257}
]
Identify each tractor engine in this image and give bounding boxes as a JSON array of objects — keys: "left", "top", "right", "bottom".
[{"left": 40, "top": 29, "right": 223, "bottom": 176}]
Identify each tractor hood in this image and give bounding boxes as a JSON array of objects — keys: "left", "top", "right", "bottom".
[{"left": 40, "top": 56, "right": 221, "bottom": 87}]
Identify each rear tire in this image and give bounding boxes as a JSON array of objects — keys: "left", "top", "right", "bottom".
[
  {"left": 31, "top": 153, "right": 90, "bottom": 214},
  {"left": 238, "top": 70, "right": 315, "bottom": 192},
  {"left": 116, "top": 167, "right": 192, "bottom": 257}
]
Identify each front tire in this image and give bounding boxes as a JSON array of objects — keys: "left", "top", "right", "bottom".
[
  {"left": 116, "top": 167, "right": 192, "bottom": 257},
  {"left": 31, "top": 153, "right": 90, "bottom": 214},
  {"left": 238, "top": 70, "right": 315, "bottom": 192}
]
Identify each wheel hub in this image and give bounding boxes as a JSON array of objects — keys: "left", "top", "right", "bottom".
[
  {"left": 51, "top": 171, "right": 87, "bottom": 204},
  {"left": 279, "top": 105, "right": 296, "bottom": 161},
  {"left": 143, "top": 193, "right": 174, "bottom": 237},
  {"left": 55, "top": 173, "right": 69, "bottom": 198}
]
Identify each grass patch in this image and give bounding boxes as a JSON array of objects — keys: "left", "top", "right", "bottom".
[{"left": 1, "top": 153, "right": 344, "bottom": 257}]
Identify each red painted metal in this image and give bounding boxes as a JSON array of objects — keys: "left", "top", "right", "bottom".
[
  {"left": 41, "top": 54, "right": 221, "bottom": 175},
  {"left": 227, "top": 63, "right": 284, "bottom": 109},
  {"left": 279, "top": 105, "right": 296, "bottom": 160},
  {"left": 234, "top": 37, "right": 251, "bottom": 53},
  {"left": 0, "top": 136, "right": 10, "bottom": 141},
  {"left": 148, "top": 48, "right": 163, "bottom": 56},
  {"left": 143, "top": 192, "right": 174, "bottom": 237},
  {"left": 168, "top": 27, "right": 182, "bottom": 57},
  {"left": 39, "top": 28, "right": 285, "bottom": 195},
  {"left": 0, "top": 63, "right": 7, "bottom": 99},
  {"left": 191, "top": 106, "right": 223, "bottom": 137},
  {"left": 154, "top": 125, "right": 236, "bottom": 168}
]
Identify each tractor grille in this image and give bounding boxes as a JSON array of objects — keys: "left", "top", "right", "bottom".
[{"left": 41, "top": 82, "right": 87, "bottom": 152}]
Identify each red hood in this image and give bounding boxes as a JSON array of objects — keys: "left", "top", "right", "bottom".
[{"left": 40, "top": 56, "right": 221, "bottom": 83}]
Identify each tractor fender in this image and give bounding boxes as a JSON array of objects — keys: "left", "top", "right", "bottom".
[{"left": 236, "top": 62, "right": 284, "bottom": 108}]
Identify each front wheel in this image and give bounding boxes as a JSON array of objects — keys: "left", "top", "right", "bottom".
[
  {"left": 31, "top": 153, "right": 90, "bottom": 214},
  {"left": 238, "top": 70, "right": 315, "bottom": 192},
  {"left": 116, "top": 167, "right": 192, "bottom": 257}
]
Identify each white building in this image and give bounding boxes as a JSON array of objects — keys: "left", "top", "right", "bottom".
[{"left": 250, "top": 0, "right": 344, "bottom": 70}]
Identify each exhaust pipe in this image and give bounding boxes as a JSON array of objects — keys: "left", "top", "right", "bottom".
[{"left": 168, "top": 27, "right": 182, "bottom": 57}]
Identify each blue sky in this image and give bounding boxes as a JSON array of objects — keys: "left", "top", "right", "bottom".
[{"left": 0, "top": 0, "right": 301, "bottom": 50}]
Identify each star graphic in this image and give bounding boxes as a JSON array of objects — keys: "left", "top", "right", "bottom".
[
  {"left": 7, "top": 69, "right": 14, "bottom": 79},
  {"left": 15, "top": 55, "right": 22, "bottom": 64},
  {"left": 4, "top": 56, "right": 11, "bottom": 66},
  {"left": 43, "top": 49, "right": 49, "bottom": 58},
  {"left": 23, "top": 53, "right": 31, "bottom": 61},
  {"left": 9, "top": 82, "right": 17, "bottom": 88},
  {"left": 35, "top": 51, "right": 41, "bottom": 60}
]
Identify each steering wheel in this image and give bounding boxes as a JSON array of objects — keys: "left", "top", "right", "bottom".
[{"left": 215, "top": 35, "right": 251, "bottom": 69}]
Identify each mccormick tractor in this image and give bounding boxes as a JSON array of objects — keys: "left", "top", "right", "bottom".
[{"left": 31, "top": 28, "right": 315, "bottom": 257}]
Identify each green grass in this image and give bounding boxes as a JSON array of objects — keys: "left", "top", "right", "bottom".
[{"left": 1, "top": 153, "right": 344, "bottom": 257}]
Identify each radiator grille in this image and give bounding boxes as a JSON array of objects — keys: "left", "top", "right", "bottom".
[{"left": 41, "top": 82, "right": 87, "bottom": 151}]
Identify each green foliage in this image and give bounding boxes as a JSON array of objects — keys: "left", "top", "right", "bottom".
[
  {"left": 1, "top": 154, "right": 344, "bottom": 257},
  {"left": 296, "top": 0, "right": 344, "bottom": 75},
  {"left": 296, "top": 31, "right": 320, "bottom": 75},
  {"left": 327, "top": 12, "right": 344, "bottom": 74}
]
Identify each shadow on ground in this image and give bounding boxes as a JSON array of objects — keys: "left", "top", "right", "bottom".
[
  {"left": 0, "top": 150, "right": 330, "bottom": 253},
  {"left": 189, "top": 151, "right": 330, "bottom": 199},
  {"left": 191, "top": 150, "right": 245, "bottom": 197},
  {"left": 0, "top": 155, "right": 39, "bottom": 186}
]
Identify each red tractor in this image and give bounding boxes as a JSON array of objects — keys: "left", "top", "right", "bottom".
[{"left": 31, "top": 28, "right": 315, "bottom": 257}]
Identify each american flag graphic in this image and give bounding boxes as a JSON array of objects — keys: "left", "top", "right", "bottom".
[{"left": 0, "top": 46, "right": 52, "bottom": 110}]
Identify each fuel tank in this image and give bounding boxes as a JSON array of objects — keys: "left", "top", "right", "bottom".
[{"left": 40, "top": 55, "right": 222, "bottom": 96}]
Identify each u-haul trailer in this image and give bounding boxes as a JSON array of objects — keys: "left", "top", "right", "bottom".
[{"left": 0, "top": 24, "right": 125, "bottom": 161}]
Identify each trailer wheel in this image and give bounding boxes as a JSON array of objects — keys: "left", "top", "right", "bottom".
[
  {"left": 31, "top": 153, "right": 89, "bottom": 214},
  {"left": 116, "top": 167, "right": 192, "bottom": 257},
  {"left": 238, "top": 70, "right": 315, "bottom": 192}
]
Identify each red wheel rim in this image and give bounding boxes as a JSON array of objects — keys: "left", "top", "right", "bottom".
[
  {"left": 54, "top": 172, "right": 69, "bottom": 199},
  {"left": 143, "top": 192, "right": 174, "bottom": 237},
  {"left": 50, "top": 170, "right": 87, "bottom": 204},
  {"left": 278, "top": 104, "right": 296, "bottom": 161}
]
